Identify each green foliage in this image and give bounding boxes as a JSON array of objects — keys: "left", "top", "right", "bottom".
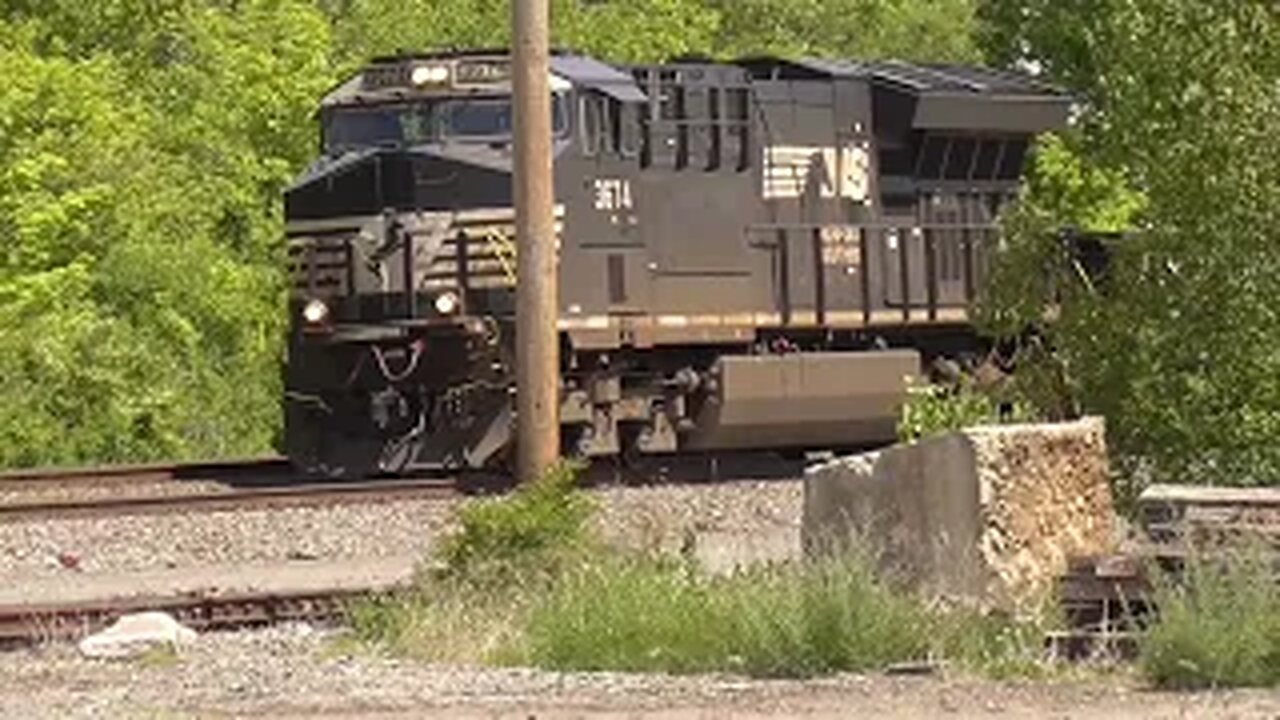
[
  {"left": 321, "top": 0, "right": 721, "bottom": 69},
  {"left": 0, "top": 1, "right": 330, "bottom": 466},
  {"left": 353, "top": 463, "right": 1058, "bottom": 678},
  {"left": 977, "top": 2, "right": 1280, "bottom": 486},
  {"left": 436, "top": 460, "right": 594, "bottom": 584},
  {"left": 323, "top": 0, "right": 977, "bottom": 66},
  {"left": 897, "top": 379, "right": 1032, "bottom": 443},
  {"left": 976, "top": 133, "right": 1144, "bottom": 339},
  {"left": 1140, "top": 552, "right": 1280, "bottom": 689},
  {"left": 706, "top": 0, "right": 980, "bottom": 62},
  {"left": 525, "top": 553, "right": 935, "bottom": 678}
]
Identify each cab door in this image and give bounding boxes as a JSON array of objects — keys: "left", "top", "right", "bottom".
[{"left": 563, "top": 91, "right": 652, "bottom": 317}]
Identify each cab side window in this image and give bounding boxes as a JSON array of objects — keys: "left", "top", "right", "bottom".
[
  {"left": 581, "top": 91, "right": 634, "bottom": 158},
  {"left": 609, "top": 98, "right": 640, "bottom": 157},
  {"left": 580, "top": 93, "right": 605, "bottom": 156}
]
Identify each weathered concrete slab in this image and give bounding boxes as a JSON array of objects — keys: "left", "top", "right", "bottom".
[{"left": 804, "top": 417, "right": 1115, "bottom": 611}]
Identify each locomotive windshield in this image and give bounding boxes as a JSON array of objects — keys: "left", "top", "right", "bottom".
[{"left": 323, "top": 94, "right": 569, "bottom": 153}]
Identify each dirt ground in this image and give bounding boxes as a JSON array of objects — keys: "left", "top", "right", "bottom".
[
  {"left": 254, "top": 680, "right": 1280, "bottom": 720},
  {"left": 3, "top": 626, "right": 1278, "bottom": 719}
]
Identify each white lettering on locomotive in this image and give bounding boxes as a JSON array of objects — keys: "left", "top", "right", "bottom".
[
  {"left": 593, "top": 178, "right": 634, "bottom": 211},
  {"left": 763, "top": 144, "right": 871, "bottom": 201},
  {"left": 820, "top": 226, "right": 862, "bottom": 267}
]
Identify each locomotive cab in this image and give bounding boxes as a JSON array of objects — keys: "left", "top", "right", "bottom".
[{"left": 283, "top": 52, "right": 651, "bottom": 476}]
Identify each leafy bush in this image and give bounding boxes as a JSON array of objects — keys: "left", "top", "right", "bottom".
[
  {"left": 897, "top": 379, "right": 1032, "bottom": 443},
  {"left": 525, "top": 553, "right": 936, "bottom": 678},
  {"left": 1140, "top": 552, "right": 1280, "bottom": 689},
  {"left": 980, "top": 5, "right": 1280, "bottom": 488},
  {"left": 351, "top": 460, "right": 593, "bottom": 659},
  {"left": 436, "top": 460, "right": 594, "bottom": 585}
]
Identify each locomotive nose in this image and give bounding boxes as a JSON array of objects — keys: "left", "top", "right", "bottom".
[{"left": 285, "top": 147, "right": 514, "bottom": 221}]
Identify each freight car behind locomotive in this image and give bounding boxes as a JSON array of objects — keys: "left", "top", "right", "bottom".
[{"left": 283, "top": 51, "right": 1070, "bottom": 478}]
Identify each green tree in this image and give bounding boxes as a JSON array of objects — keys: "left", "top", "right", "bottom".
[
  {"left": 706, "top": 0, "right": 980, "bottom": 62},
  {"left": 0, "top": 1, "right": 331, "bottom": 467},
  {"left": 321, "top": 0, "right": 720, "bottom": 67},
  {"left": 978, "top": 2, "right": 1280, "bottom": 486}
]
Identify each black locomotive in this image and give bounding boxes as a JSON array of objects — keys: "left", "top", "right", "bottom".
[{"left": 283, "top": 50, "right": 1070, "bottom": 478}]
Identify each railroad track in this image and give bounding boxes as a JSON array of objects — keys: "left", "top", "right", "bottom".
[
  {"left": 0, "top": 450, "right": 802, "bottom": 523},
  {"left": 0, "top": 457, "right": 294, "bottom": 491},
  {"left": 0, "top": 586, "right": 386, "bottom": 647},
  {"left": 0, "top": 479, "right": 462, "bottom": 522},
  {"left": 1051, "top": 483, "right": 1280, "bottom": 661}
]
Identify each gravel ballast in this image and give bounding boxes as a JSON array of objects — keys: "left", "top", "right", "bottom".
[
  {"left": 0, "top": 480, "right": 801, "bottom": 583},
  {"left": 0, "top": 499, "right": 460, "bottom": 580},
  {"left": 0, "top": 479, "right": 236, "bottom": 507}
]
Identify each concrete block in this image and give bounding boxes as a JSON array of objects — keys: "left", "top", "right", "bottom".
[{"left": 803, "top": 417, "right": 1115, "bottom": 612}]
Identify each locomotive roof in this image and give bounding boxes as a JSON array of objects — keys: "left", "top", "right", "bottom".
[
  {"left": 320, "top": 50, "right": 1069, "bottom": 133},
  {"left": 321, "top": 50, "right": 645, "bottom": 107},
  {"left": 736, "top": 56, "right": 1069, "bottom": 133},
  {"left": 738, "top": 57, "right": 1065, "bottom": 97}
]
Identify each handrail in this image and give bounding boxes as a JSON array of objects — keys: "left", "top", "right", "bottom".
[{"left": 484, "top": 229, "right": 518, "bottom": 284}]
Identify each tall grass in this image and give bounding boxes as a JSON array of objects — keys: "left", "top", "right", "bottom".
[
  {"left": 349, "top": 460, "right": 593, "bottom": 662},
  {"left": 1140, "top": 551, "right": 1280, "bottom": 689},
  {"left": 347, "top": 583, "right": 531, "bottom": 664},
  {"left": 524, "top": 554, "right": 936, "bottom": 678},
  {"left": 436, "top": 459, "right": 594, "bottom": 585},
  {"left": 350, "top": 460, "right": 1052, "bottom": 678}
]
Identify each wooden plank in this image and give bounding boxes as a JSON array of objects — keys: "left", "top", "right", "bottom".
[{"left": 1139, "top": 484, "right": 1280, "bottom": 507}]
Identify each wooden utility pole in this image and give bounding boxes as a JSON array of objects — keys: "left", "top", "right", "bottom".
[{"left": 511, "top": 0, "right": 560, "bottom": 481}]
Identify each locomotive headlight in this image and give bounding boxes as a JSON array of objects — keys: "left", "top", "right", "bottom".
[
  {"left": 434, "top": 291, "right": 461, "bottom": 316},
  {"left": 411, "top": 64, "right": 450, "bottom": 86},
  {"left": 302, "top": 298, "right": 330, "bottom": 325}
]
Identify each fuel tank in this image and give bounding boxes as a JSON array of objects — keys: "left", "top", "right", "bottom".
[{"left": 683, "top": 350, "right": 922, "bottom": 451}]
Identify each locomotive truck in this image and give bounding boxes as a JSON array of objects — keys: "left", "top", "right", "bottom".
[{"left": 283, "top": 50, "right": 1070, "bottom": 478}]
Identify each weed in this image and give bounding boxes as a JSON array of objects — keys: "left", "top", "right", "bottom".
[
  {"left": 897, "top": 379, "right": 1033, "bottom": 443},
  {"left": 436, "top": 459, "right": 594, "bottom": 586},
  {"left": 349, "top": 460, "right": 1060, "bottom": 681},
  {"left": 134, "top": 643, "right": 181, "bottom": 669},
  {"left": 348, "top": 584, "right": 533, "bottom": 664},
  {"left": 725, "top": 555, "right": 934, "bottom": 677},
  {"left": 349, "top": 460, "right": 592, "bottom": 661},
  {"left": 939, "top": 607, "right": 1057, "bottom": 680},
  {"left": 524, "top": 556, "right": 727, "bottom": 674},
  {"left": 1140, "top": 551, "right": 1280, "bottom": 689},
  {"left": 525, "top": 553, "right": 936, "bottom": 678}
]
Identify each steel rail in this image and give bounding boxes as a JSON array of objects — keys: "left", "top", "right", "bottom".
[
  {"left": 0, "top": 457, "right": 293, "bottom": 491},
  {"left": 0, "top": 479, "right": 460, "bottom": 522},
  {"left": 0, "top": 586, "right": 395, "bottom": 646}
]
